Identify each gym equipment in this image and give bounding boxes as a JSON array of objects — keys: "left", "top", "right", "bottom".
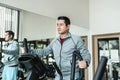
[
  {"left": 93, "top": 56, "right": 108, "bottom": 80},
  {"left": 53, "top": 62, "right": 63, "bottom": 80},
  {"left": 18, "top": 38, "right": 48, "bottom": 80},
  {"left": 70, "top": 50, "right": 84, "bottom": 80},
  {"left": 23, "top": 38, "right": 28, "bottom": 53},
  {"left": 112, "top": 63, "right": 120, "bottom": 80},
  {"left": 18, "top": 54, "right": 48, "bottom": 80},
  {"left": 18, "top": 38, "right": 60, "bottom": 80},
  {"left": 70, "top": 51, "right": 108, "bottom": 80}
]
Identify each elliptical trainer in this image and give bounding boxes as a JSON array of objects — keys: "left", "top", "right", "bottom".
[{"left": 18, "top": 38, "right": 48, "bottom": 80}]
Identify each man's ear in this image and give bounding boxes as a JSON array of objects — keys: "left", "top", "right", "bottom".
[
  {"left": 10, "top": 35, "right": 13, "bottom": 39},
  {"left": 67, "top": 24, "right": 70, "bottom": 30}
]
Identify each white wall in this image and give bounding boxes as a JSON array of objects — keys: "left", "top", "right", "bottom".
[
  {"left": 90, "top": 0, "right": 120, "bottom": 35},
  {"left": 0, "top": 0, "right": 89, "bottom": 28},
  {"left": 70, "top": 25, "right": 89, "bottom": 36},
  {"left": 19, "top": 11, "right": 89, "bottom": 41},
  {"left": 19, "top": 10, "right": 56, "bottom": 41}
]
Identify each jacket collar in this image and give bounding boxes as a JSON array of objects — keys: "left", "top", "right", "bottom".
[
  {"left": 57, "top": 32, "right": 71, "bottom": 40},
  {"left": 7, "top": 40, "right": 14, "bottom": 44}
]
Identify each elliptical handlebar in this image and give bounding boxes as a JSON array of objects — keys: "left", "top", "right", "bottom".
[
  {"left": 23, "top": 38, "right": 28, "bottom": 53},
  {"left": 70, "top": 50, "right": 84, "bottom": 80}
]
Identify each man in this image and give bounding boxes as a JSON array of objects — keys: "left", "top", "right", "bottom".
[
  {"left": 0, "top": 30, "right": 19, "bottom": 80},
  {"left": 21, "top": 16, "right": 91, "bottom": 80}
]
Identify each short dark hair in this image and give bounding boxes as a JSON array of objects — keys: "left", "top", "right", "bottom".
[
  {"left": 5, "top": 30, "right": 14, "bottom": 39},
  {"left": 57, "top": 16, "right": 71, "bottom": 26}
]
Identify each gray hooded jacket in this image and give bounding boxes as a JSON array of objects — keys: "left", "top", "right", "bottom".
[
  {"left": 2, "top": 40, "right": 19, "bottom": 66},
  {"left": 30, "top": 32, "right": 91, "bottom": 78}
]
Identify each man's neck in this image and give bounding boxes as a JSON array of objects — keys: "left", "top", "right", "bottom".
[
  {"left": 7, "top": 40, "right": 13, "bottom": 43},
  {"left": 60, "top": 32, "right": 68, "bottom": 39}
]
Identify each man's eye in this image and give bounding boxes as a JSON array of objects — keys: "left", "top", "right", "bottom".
[{"left": 60, "top": 24, "right": 64, "bottom": 26}]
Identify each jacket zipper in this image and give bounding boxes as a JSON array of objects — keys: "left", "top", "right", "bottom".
[
  {"left": 59, "top": 43, "right": 63, "bottom": 70},
  {"left": 59, "top": 38, "right": 66, "bottom": 71}
]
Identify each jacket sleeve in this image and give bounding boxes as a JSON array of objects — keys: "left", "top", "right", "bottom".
[
  {"left": 77, "top": 37, "right": 91, "bottom": 65},
  {"left": 29, "top": 40, "right": 54, "bottom": 57},
  {"left": 2, "top": 41, "right": 19, "bottom": 55}
]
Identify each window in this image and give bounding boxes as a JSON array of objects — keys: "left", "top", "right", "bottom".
[{"left": 0, "top": 6, "right": 19, "bottom": 39}]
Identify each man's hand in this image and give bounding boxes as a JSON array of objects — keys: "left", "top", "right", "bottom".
[
  {"left": 20, "top": 47, "right": 25, "bottom": 54},
  {"left": 78, "top": 60, "right": 88, "bottom": 69}
]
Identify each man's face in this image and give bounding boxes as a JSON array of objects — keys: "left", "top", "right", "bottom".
[
  {"left": 5, "top": 32, "right": 12, "bottom": 41},
  {"left": 57, "top": 20, "right": 70, "bottom": 34}
]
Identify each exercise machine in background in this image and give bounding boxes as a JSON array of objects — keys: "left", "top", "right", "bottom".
[
  {"left": 18, "top": 38, "right": 61, "bottom": 80},
  {"left": 93, "top": 56, "right": 108, "bottom": 80}
]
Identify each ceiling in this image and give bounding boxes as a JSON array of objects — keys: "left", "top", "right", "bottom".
[{"left": 0, "top": 0, "right": 89, "bottom": 28}]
